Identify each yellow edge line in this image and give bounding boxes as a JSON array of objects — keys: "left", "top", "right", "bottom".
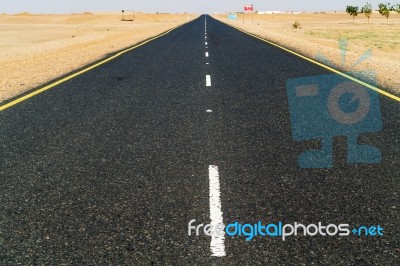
[
  {"left": 0, "top": 23, "right": 185, "bottom": 112},
  {"left": 223, "top": 21, "right": 400, "bottom": 103}
]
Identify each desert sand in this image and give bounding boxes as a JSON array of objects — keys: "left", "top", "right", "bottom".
[
  {"left": 1, "top": 12, "right": 399, "bottom": 103},
  {"left": 0, "top": 12, "right": 196, "bottom": 102},
  {"left": 214, "top": 12, "right": 400, "bottom": 95}
]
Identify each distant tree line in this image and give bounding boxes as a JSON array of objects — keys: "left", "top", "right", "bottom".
[{"left": 346, "top": 2, "right": 400, "bottom": 23}]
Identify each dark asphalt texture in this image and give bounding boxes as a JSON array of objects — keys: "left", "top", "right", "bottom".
[{"left": 0, "top": 15, "right": 399, "bottom": 264}]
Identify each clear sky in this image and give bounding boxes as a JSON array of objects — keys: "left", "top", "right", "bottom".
[{"left": 0, "top": 1, "right": 392, "bottom": 14}]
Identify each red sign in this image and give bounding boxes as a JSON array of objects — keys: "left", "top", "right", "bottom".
[{"left": 244, "top": 5, "right": 254, "bottom": 11}]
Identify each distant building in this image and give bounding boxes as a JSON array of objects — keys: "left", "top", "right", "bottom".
[
  {"left": 260, "top": 11, "right": 301, "bottom": 14},
  {"left": 263, "top": 11, "right": 284, "bottom": 14}
]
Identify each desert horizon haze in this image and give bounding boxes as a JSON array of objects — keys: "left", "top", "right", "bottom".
[{"left": 0, "top": 0, "right": 395, "bottom": 14}]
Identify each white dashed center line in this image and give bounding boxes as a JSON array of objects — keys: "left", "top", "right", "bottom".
[
  {"left": 209, "top": 165, "right": 226, "bottom": 257},
  {"left": 206, "top": 75, "right": 211, "bottom": 86},
  {"left": 203, "top": 14, "right": 224, "bottom": 258}
]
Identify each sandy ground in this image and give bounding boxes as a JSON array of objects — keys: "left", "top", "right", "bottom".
[
  {"left": 214, "top": 12, "right": 400, "bottom": 95},
  {"left": 0, "top": 12, "right": 197, "bottom": 102}
]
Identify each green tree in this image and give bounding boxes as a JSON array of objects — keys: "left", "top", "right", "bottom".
[
  {"left": 346, "top": 6, "right": 359, "bottom": 22},
  {"left": 378, "top": 3, "right": 392, "bottom": 23},
  {"left": 361, "top": 2, "right": 373, "bottom": 23},
  {"left": 394, "top": 3, "right": 400, "bottom": 13}
]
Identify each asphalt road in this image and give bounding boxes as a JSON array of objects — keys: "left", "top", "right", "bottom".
[{"left": 0, "top": 15, "right": 399, "bottom": 264}]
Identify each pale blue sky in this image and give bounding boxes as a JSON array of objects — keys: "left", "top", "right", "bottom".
[{"left": 0, "top": 1, "right": 392, "bottom": 14}]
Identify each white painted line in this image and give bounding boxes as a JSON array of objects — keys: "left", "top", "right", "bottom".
[
  {"left": 205, "top": 52, "right": 209, "bottom": 57},
  {"left": 206, "top": 110, "right": 213, "bottom": 113},
  {"left": 206, "top": 62, "right": 209, "bottom": 65},
  {"left": 205, "top": 42, "right": 208, "bottom": 45},
  {"left": 206, "top": 75, "right": 211, "bottom": 86},
  {"left": 209, "top": 165, "right": 226, "bottom": 257}
]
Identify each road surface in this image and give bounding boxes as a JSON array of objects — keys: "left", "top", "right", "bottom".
[{"left": 1, "top": 15, "right": 399, "bottom": 264}]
